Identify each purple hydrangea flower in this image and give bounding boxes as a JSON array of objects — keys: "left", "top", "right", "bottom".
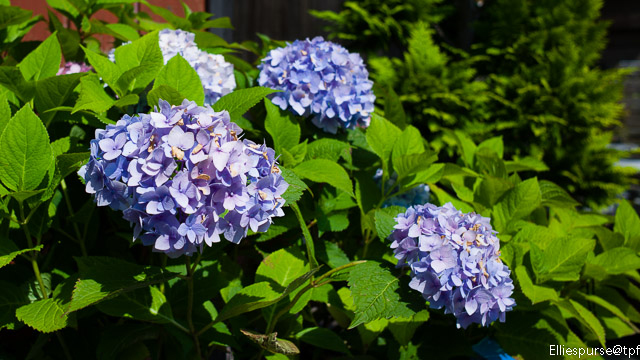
[
  {"left": 374, "top": 169, "right": 430, "bottom": 208},
  {"left": 107, "top": 29, "right": 235, "bottom": 106},
  {"left": 57, "top": 62, "right": 92, "bottom": 75},
  {"left": 389, "top": 203, "right": 515, "bottom": 328},
  {"left": 258, "top": 37, "right": 375, "bottom": 133},
  {"left": 78, "top": 99, "right": 288, "bottom": 257}
]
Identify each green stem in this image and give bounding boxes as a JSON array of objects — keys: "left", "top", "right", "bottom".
[
  {"left": 186, "top": 258, "right": 203, "bottom": 359},
  {"left": 265, "top": 283, "right": 314, "bottom": 335},
  {"left": 20, "top": 204, "right": 48, "bottom": 300},
  {"left": 291, "top": 202, "right": 318, "bottom": 269},
  {"left": 315, "top": 260, "right": 367, "bottom": 284},
  {"left": 61, "top": 179, "right": 87, "bottom": 256}
]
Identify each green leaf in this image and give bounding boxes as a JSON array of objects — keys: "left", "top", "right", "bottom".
[
  {"left": 491, "top": 177, "right": 541, "bottom": 232},
  {"left": 15, "top": 298, "right": 69, "bottom": 333},
  {"left": 614, "top": 200, "right": 640, "bottom": 251},
  {"left": 0, "top": 280, "right": 28, "bottom": 330},
  {"left": 71, "top": 73, "right": 115, "bottom": 114},
  {"left": 366, "top": 113, "right": 402, "bottom": 167},
  {"left": 556, "top": 299, "right": 606, "bottom": 347},
  {"left": 0, "top": 5, "right": 33, "bottom": 30},
  {"left": 504, "top": 157, "right": 549, "bottom": 173},
  {"left": 0, "top": 93, "right": 9, "bottom": 137},
  {"left": 66, "top": 257, "right": 179, "bottom": 314},
  {"left": 317, "top": 210, "right": 349, "bottom": 234},
  {"left": 212, "top": 87, "right": 279, "bottom": 122},
  {"left": 82, "top": 46, "right": 121, "bottom": 92},
  {"left": 293, "top": 159, "right": 353, "bottom": 196},
  {"left": 382, "top": 86, "right": 407, "bottom": 129},
  {"left": 392, "top": 125, "right": 424, "bottom": 159},
  {"left": 264, "top": 98, "right": 300, "bottom": 154},
  {"left": 429, "top": 184, "right": 474, "bottom": 213},
  {"left": 146, "top": 85, "right": 185, "bottom": 108},
  {"left": 452, "top": 130, "right": 477, "bottom": 167},
  {"left": 515, "top": 266, "right": 558, "bottom": 304},
  {"left": 34, "top": 73, "right": 84, "bottom": 125},
  {"left": 588, "top": 247, "right": 640, "bottom": 275},
  {"left": 388, "top": 310, "right": 429, "bottom": 346},
  {"left": 0, "top": 106, "right": 52, "bottom": 191},
  {"left": 393, "top": 151, "right": 438, "bottom": 181},
  {"left": 113, "top": 31, "right": 163, "bottom": 93},
  {"left": 151, "top": 54, "right": 204, "bottom": 105},
  {"left": 316, "top": 241, "right": 350, "bottom": 269},
  {"left": 18, "top": 33, "right": 61, "bottom": 81},
  {"left": 477, "top": 136, "right": 504, "bottom": 159},
  {"left": 0, "top": 66, "right": 35, "bottom": 102},
  {"left": 295, "top": 327, "right": 350, "bottom": 354},
  {"left": 348, "top": 261, "right": 417, "bottom": 328},
  {"left": 0, "top": 239, "right": 42, "bottom": 269},
  {"left": 530, "top": 235, "right": 595, "bottom": 283},
  {"left": 539, "top": 180, "right": 580, "bottom": 208},
  {"left": 280, "top": 167, "right": 308, "bottom": 205},
  {"left": 105, "top": 23, "right": 140, "bottom": 41},
  {"left": 577, "top": 292, "right": 638, "bottom": 332},
  {"left": 217, "top": 267, "right": 320, "bottom": 323},
  {"left": 143, "top": 2, "right": 192, "bottom": 29},
  {"left": 96, "top": 286, "right": 176, "bottom": 325},
  {"left": 375, "top": 206, "right": 405, "bottom": 241},
  {"left": 255, "top": 248, "right": 308, "bottom": 292},
  {"left": 306, "top": 138, "right": 351, "bottom": 163}
]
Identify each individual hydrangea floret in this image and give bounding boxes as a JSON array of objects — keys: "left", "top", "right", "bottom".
[
  {"left": 389, "top": 203, "right": 515, "bottom": 328},
  {"left": 258, "top": 36, "right": 375, "bottom": 133},
  {"left": 57, "top": 62, "right": 92, "bottom": 75},
  {"left": 374, "top": 169, "right": 430, "bottom": 208},
  {"left": 108, "top": 29, "right": 236, "bottom": 105},
  {"left": 78, "top": 99, "right": 288, "bottom": 257}
]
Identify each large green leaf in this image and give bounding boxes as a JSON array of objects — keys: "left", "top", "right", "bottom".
[
  {"left": 347, "top": 261, "right": 417, "bottom": 328},
  {"left": 66, "top": 257, "right": 179, "bottom": 313},
  {"left": 255, "top": 248, "right": 308, "bottom": 292},
  {"left": 96, "top": 286, "right": 176, "bottom": 324},
  {"left": 280, "top": 167, "right": 308, "bottom": 205},
  {"left": 388, "top": 310, "right": 429, "bottom": 346},
  {"left": 539, "top": 180, "right": 580, "bottom": 208},
  {"left": 491, "top": 177, "right": 541, "bottom": 232},
  {"left": 366, "top": 113, "right": 401, "bottom": 167},
  {"left": 72, "top": 73, "right": 115, "bottom": 114},
  {"left": 588, "top": 247, "right": 640, "bottom": 275},
  {"left": 213, "top": 87, "right": 279, "bottom": 122},
  {"left": 515, "top": 266, "right": 558, "bottom": 304},
  {"left": 82, "top": 46, "right": 122, "bottom": 92},
  {"left": 18, "top": 33, "right": 61, "bottom": 81},
  {"left": 0, "top": 106, "right": 52, "bottom": 191},
  {"left": 555, "top": 299, "right": 606, "bottom": 347},
  {"left": 149, "top": 54, "right": 204, "bottom": 106},
  {"left": 217, "top": 267, "right": 319, "bottom": 323},
  {"left": 0, "top": 66, "right": 35, "bottom": 102},
  {"left": 530, "top": 235, "right": 595, "bottom": 283},
  {"left": 293, "top": 159, "right": 353, "bottom": 196},
  {"left": 15, "top": 298, "right": 69, "bottom": 333},
  {"left": 614, "top": 200, "right": 640, "bottom": 251},
  {"left": 264, "top": 98, "right": 300, "bottom": 154},
  {"left": 113, "top": 31, "right": 163, "bottom": 93},
  {"left": 305, "top": 138, "right": 351, "bottom": 163},
  {"left": 35, "top": 73, "right": 84, "bottom": 125},
  {"left": 0, "top": 5, "right": 33, "bottom": 30}
]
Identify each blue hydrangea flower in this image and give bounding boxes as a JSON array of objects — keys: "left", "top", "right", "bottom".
[
  {"left": 374, "top": 169, "right": 430, "bottom": 208},
  {"left": 79, "top": 100, "right": 288, "bottom": 257},
  {"left": 108, "top": 29, "right": 236, "bottom": 105},
  {"left": 57, "top": 62, "right": 92, "bottom": 75},
  {"left": 388, "top": 203, "right": 515, "bottom": 328},
  {"left": 258, "top": 37, "right": 375, "bottom": 133}
]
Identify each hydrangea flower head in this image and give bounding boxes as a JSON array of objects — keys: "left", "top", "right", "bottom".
[
  {"left": 374, "top": 169, "right": 430, "bottom": 208},
  {"left": 258, "top": 37, "right": 375, "bottom": 133},
  {"left": 57, "top": 62, "right": 92, "bottom": 75},
  {"left": 108, "top": 29, "right": 235, "bottom": 105},
  {"left": 79, "top": 100, "right": 288, "bottom": 257},
  {"left": 389, "top": 203, "right": 515, "bottom": 328}
]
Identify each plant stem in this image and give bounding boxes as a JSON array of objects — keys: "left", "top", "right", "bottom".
[
  {"left": 185, "top": 258, "right": 203, "bottom": 359},
  {"left": 291, "top": 202, "right": 318, "bottom": 269},
  {"left": 61, "top": 179, "right": 87, "bottom": 256},
  {"left": 19, "top": 204, "right": 48, "bottom": 300}
]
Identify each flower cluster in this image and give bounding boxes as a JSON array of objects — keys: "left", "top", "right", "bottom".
[
  {"left": 258, "top": 37, "right": 375, "bottom": 133},
  {"left": 374, "top": 169, "right": 430, "bottom": 208},
  {"left": 389, "top": 203, "right": 515, "bottom": 328},
  {"left": 78, "top": 100, "right": 288, "bottom": 257},
  {"left": 57, "top": 62, "right": 92, "bottom": 75},
  {"left": 108, "top": 29, "right": 236, "bottom": 105}
]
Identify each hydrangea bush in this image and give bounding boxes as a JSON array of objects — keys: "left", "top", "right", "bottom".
[{"left": 0, "top": 2, "right": 639, "bottom": 360}]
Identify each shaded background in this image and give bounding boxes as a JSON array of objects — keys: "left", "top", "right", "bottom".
[{"left": 19, "top": 0, "right": 640, "bottom": 142}]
